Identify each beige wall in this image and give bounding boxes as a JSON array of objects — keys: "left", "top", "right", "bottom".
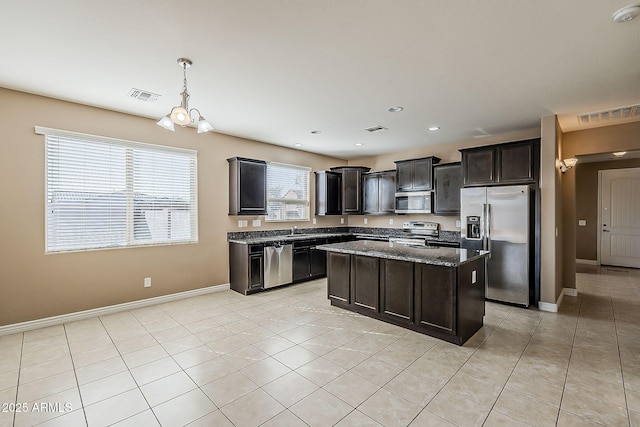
[
  {"left": 0, "top": 88, "right": 346, "bottom": 326},
  {"left": 562, "top": 121, "right": 640, "bottom": 274},
  {"left": 575, "top": 159, "right": 640, "bottom": 260}
]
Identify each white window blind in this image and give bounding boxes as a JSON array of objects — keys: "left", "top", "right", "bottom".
[
  {"left": 266, "top": 162, "right": 310, "bottom": 222},
  {"left": 38, "top": 127, "right": 198, "bottom": 253}
]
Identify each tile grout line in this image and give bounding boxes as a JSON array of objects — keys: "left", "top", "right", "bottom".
[
  {"left": 475, "top": 308, "right": 541, "bottom": 427},
  {"left": 611, "top": 275, "right": 633, "bottom": 426},
  {"left": 12, "top": 332, "right": 25, "bottom": 427},
  {"left": 61, "top": 323, "right": 89, "bottom": 427},
  {"left": 552, "top": 292, "right": 581, "bottom": 427}
]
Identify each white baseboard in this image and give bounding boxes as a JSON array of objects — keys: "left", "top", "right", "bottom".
[
  {"left": 576, "top": 259, "right": 599, "bottom": 265},
  {"left": 538, "top": 287, "right": 578, "bottom": 313},
  {"left": 0, "top": 283, "right": 230, "bottom": 337}
]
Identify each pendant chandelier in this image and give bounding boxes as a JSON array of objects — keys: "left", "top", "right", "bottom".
[{"left": 157, "top": 58, "right": 214, "bottom": 134}]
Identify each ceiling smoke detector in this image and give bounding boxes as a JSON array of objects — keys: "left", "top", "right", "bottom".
[{"left": 613, "top": 5, "right": 640, "bottom": 23}]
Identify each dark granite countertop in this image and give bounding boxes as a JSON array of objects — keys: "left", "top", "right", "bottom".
[
  {"left": 228, "top": 227, "right": 461, "bottom": 245},
  {"left": 228, "top": 232, "right": 350, "bottom": 244},
  {"left": 316, "top": 240, "right": 488, "bottom": 267}
]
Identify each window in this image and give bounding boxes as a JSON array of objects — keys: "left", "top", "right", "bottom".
[
  {"left": 38, "top": 127, "right": 198, "bottom": 253},
  {"left": 266, "top": 162, "right": 310, "bottom": 222}
]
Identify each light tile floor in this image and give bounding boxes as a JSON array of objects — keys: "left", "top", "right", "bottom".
[{"left": 0, "top": 264, "right": 639, "bottom": 426}]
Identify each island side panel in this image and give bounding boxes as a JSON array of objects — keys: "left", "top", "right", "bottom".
[
  {"left": 414, "top": 264, "right": 456, "bottom": 335},
  {"left": 457, "top": 257, "right": 486, "bottom": 344}
]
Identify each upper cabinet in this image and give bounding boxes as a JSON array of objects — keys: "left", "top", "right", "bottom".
[
  {"left": 433, "top": 163, "right": 462, "bottom": 215},
  {"left": 228, "top": 157, "right": 267, "bottom": 215},
  {"left": 460, "top": 139, "right": 539, "bottom": 187},
  {"left": 330, "top": 166, "right": 371, "bottom": 214},
  {"left": 394, "top": 156, "right": 441, "bottom": 191},
  {"left": 315, "top": 171, "right": 342, "bottom": 216},
  {"left": 363, "top": 170, "right": 396, "bottom": 215}
]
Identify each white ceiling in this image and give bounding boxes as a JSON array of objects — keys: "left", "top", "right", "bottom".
[{"left": 1, "top": 1, "right": 639, "bottom": 159}]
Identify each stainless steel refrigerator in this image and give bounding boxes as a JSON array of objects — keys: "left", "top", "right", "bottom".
[{"left": 460, "top": 185, "right": 531, "bottom": 306}]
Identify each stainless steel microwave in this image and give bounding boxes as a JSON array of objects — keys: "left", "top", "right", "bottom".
[{"left": 395, "top": 191, "right": 432, "bottom": 214}]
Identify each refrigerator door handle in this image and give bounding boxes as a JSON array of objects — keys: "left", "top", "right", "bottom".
[{"left": 485, "top": 203, "right": 492, "bottom": 258}]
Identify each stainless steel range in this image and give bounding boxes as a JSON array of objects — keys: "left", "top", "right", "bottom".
[{"left": 389, "top": 221, "right": 439, "bottom": 246}]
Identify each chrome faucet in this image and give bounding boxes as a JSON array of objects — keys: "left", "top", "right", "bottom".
[{"left": 291, "top": 225, "right": 298, "bottom": 235}]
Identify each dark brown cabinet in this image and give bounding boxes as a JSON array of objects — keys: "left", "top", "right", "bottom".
[
  {"left": 228, "top": 157, "right": 267, "bottom": 215},
  {"left": 293, "top": 238, "right": 327, "bottom": 282},
  {"left": 380, "top": 259, "right": 414, "bottom": 324},
  {"left": 315, "top": 171, "right": 341, "bottom": 215},
  {"left": 498, "top": 141, "right": 536, "bottom": 183},
  {"left": 293, "top": 247, "right": 311, "bottom": 282},
  {"left": 433, "top": 163, "right": 462, "bottom": 215},
  {"left": 229, "top": 242, "right": 264, "bottom": 295},
  {"left": 460, "top": 139, "right": 539, "bottom": 187},
  {"left": 363, "top": 170, "right": 396, "bottom": 215},
  {"left": 394, "top": 157, "right": 440, "bottom": 192},
  {"left": 330, "top": 166, "right": 371, "bottom": 214},
  {"left": 327, "top": 252, "right": 351, "bottom": 303},
  {"left": 351, "top": 255, "right": 379, "bottom": 312}
]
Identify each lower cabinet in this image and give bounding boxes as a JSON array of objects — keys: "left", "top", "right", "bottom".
[
  {"left": 380, "top": 259, "right": 414, "bottom": 324},
  {"left": 351, "top": 255, "right": 379, "bottom": 311},
  {"left": 293, "top": 247, "right": 311, "bottom": 282},
  {"left": 310, "top": 247, "right": 326, "bottom": 277},
  {"left": 293, "top": 238, "right": 328, "bottom": 282},
  {"left": 229, "top": 242, "right": 264, "bottom": 295},
  {"left": 327, "top": 252, "right": 351, "bottom": 303}
]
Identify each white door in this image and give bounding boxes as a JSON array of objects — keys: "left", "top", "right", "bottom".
[{"left": 600, "top": 168, "right": 640, "bottom": 268}]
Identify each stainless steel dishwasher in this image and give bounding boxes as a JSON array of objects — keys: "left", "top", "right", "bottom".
[{"left": 263, "top": 242, "right": 293, "bottom": 289}]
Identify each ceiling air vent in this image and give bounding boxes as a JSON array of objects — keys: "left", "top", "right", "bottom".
[
  {"left": 578, "top": 104, "right": 640, "bottom": 125},
  {"left": 364, "top": 125, "right": 388, "bottom": 133},
  {"left": 128, "top": 88, "right": 160, "bottom": 102}
]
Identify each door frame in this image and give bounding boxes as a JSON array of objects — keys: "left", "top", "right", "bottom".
[{"left": 597, "top": 167, "right": 640, "bottom": 266}]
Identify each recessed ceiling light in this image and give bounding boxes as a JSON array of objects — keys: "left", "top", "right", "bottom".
[
  {"left": 613, "top": 5, "right": 640, "bottom": 23},
  {"left": 428, "top": 126, "right": 440, "bottom": 132},
  {"left": 310, "top": 130, "right": 321, "bottom": 134},
  {"left": 354, "top": 143, "right": 364, "bottom": 147},
  {"left": 388, "top": 106, "right": 404, "bottom": 113},
  {"left": 293, "top": 143, "right": 303, "bottom": 147},
  {"left": 613, "top": 151, "right": 627, "bottom": 157}
]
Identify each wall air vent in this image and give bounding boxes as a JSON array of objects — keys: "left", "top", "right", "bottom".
[
  {"left": 128, "top": 88, "right": 161, "bottom": 102},
  {"left": 364, "top": 125, "right": 388, "bottom": 133},
  {"left": 578, "top": 104, "right": 640, "bottom": 125}
]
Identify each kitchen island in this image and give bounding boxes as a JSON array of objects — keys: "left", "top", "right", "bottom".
[{"left": 316, "top": 240, "right": 489, "bottom": 345}]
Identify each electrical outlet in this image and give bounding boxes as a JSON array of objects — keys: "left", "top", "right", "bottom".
[
  {"left": 252, "top": 219, "right": 261, "bottom": 227},
  {"left": 364, "top": 218, "right": 368, "bottom": 225},
  {"left": 144, "top": 277, "right": 152, "bottom": 288},
  {"left": 456, "top": 220, "right": 461, "bottom": 228},
  {"left": 312, "top": 218, "right": 317, "bottom": 224},
  {"left": 578, "top": 219, "right": 587, "bottom": 226},
  {"left": 389, "top": 218, "right": 394, "bottom": 225},
  {"left": 340, "top": 217, "right": 344, "bottom": 224}
]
